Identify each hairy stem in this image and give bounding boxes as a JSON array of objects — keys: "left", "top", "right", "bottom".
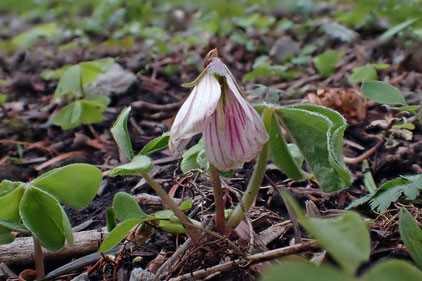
[
  {"left": 226, "top": 108, "right": 272, "bottom": 230},
  {"left": 209, "top": 165, "right": 225, "bottom": 233},
  {"left": 33, "top": 237, "right": 44, "bottom": 280},
  {"left": 141, "top": 173, "right": 202, "bottom": 243}
]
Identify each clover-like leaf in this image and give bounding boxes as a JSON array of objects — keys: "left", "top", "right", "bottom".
[
  {"left": 32, "top": 164, "right": 102, "bottom": 210},
  {"left": 269, "top": 112, "right": 305, "bottom": 180},
  {"left": 110, "top": 155, "right": 153, "bottom": 176},
  {"left": 361, "top": 259, "right": 422, "bottom": 281},
  {"left": 99, "top": 218, "right": 144, "bottom": 252},
  {"left": 111, "top": 107, "right": 134, "bottom": 160},
  {"left": 399, "top": 208, "right": 422, "bottom": 268},
  {"left": 281, "top": 191, "right": 370, "bottom": 275},
  {"left": 259, "top": 260, "right": 353, "bottom": 281},
  {"left": 19, "top": 186, "right": 67, "bottom": 251},
  {"left": 52, "top": 99, "right": 106, "bottom": 130},
  {"left": 313, "top": 50, "right": 343, "bottom": 78},
  {"left": 140, "top": 132, "right": 170, "bottom": 155},
  {"left": 277, "top": 104, "right": 352, "bottom": 192},
  {"left": 361, "top": 81, "right": 406, "bottom": 105},
  {"left": 113, "top": 192, "right": 149, "bottom": 221}
]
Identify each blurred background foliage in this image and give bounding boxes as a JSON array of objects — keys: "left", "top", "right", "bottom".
[{"left": 0, "top": 0, "right": 421, "bottom": 84}]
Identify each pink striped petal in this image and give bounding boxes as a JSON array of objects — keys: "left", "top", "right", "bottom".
[
  {"left": 204, "top": 91, "right": 269, "bottom": 171},
  {"left": 203, "top": 109, "right": 240, "bottom": 171},
  {"left": 223, "top": 91, "right": 268, "bottom": 164},
  {"left": 208, "top": 58, "right": 254, "bottom": 123},
  {"left": 169, "top": 73, "right": 221, "bottom": 155}
]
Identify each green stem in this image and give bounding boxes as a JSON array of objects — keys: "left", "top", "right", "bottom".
[
  {"left": 410, "top": 109, "right": 422, "bottom": 127},
  {"left": 209, "top": 165, "right": 225, "bottom": 233},
  {"left": 226, "top": 107, "right": 272, "bottom": 230},
  {"left": 33, "top": 237, "right": 45, "bottom": 280},
  {"left": 141, "top": 172, "right": 202, "bottom": 243}
]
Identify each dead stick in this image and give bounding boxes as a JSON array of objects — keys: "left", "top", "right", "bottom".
[
  {"left": 344, "top": 139, "right": 385, "bottom": 164},
  {"left": 156, "top": 219, "right": 213, "bottom": 279},
  {"left": 0, "top": 228, "right": 107, "bottom": 265},
  {"left": 168, "top": 241, "right": 319, "bottom": 281},
  {"left": 131, "top": 100, "right": 183, "bottom": 112},
  {"left": 344, "top": 120, "right": 393, "bottom": 165}
]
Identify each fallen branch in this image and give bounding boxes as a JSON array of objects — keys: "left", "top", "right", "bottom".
[
  {"left": 344, "top": 139, "right": 385, "bottom": 164},
  {"left": 168, "top": 240, "right": 319, "bottom": 281},
  {"left": 131, "top": 100, "right": 183, "bottom": 112},
  {"left": 0, "top": 228, "right": 107, "bottom": 266}
]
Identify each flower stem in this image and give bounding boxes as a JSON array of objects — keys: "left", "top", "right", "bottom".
[
  {"left": 141, "top": 172, "right": 202, "bottom": 243},
  {"left": 226, "top": 107, "right": 272, "bottom": 230},
  {"left": 209, "top": 165, "right": 225, "bottom": 233},
  {"left": 33, "top": 237, "right": 45, "bottom": 280}
]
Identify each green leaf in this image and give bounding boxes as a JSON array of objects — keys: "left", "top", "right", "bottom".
[
  {"left": 196, "top": 149, "right": 210, "bottom": 171},
  {"left": 369, "top": 174, "right": 422, "bottom": 213},
  {"left": 377, "top": 18, "right": 418, "bottom": 45},
  {"left": 179, "top": 199, "right": 193, "bottom": 211},
  {"left": 346, "top": 194, "right": 372, "bottom": 210},
  {"left": 180, "top": 139, "right": 204, "bottom": 173},
  {"left": 349, "top": 64, "right": 378, "bottom": 83},
  {"left": 99, "top": 218, "right": 143, "bottom": 252},
  {"left": 84, "top": 95, "right": 110, "bottom": 108},
  {"left": 0, "top": 180, "right": 23, "bottom": 196},
  {"left": 140, "top": 132, "right": 170, "bottom": 155},
  {"left": 0, "top": 93, "right": 7, "bottom": 104},
  {"left": 52, "top": 99, "right": 107, "bottom": 130},
  {"left": 41, "top": 65, "right": 71, "bottom": 81},
  {"left": 106, "top": 207, "right": 117, "bottom": 232},
  {"left": 287, "top": 143, "right": 305, "bottom": 167},
  {"left": 110, "top": 155, "right": 153, "bottom": 176},
  {"left": 52, "top": 101, "right": 82, "bottom": 130},
  {"left": 392, "top": 105, "right": 421, "bottom": 112},
  {"left": 281, "top": 191, "right": 370, "bottom": 275},
  {"left": 113, "top": 192, "right": 149, "bottom": 221},
  {"left": 95, "top": 58, "right": 115, "bottom": 72},
  {"left": 313, "top": 50, "right": 344, "bottom": 78},
  {"left": 54, "top": 65, "right": 82, "bottom": 99},
  {"left": 79, "top": 99, "right": 106, "bottom": 124},
  {"left": 79, "top": 61, "right": 103, "bottom": 86},
  {"left": 53, "top": 58, "right": 114, "bottom": 99},
  {"left": 10, "top": 23, "right": 58, "bottom": 50},
  {"left": 111, "top": 107, "right": 134, "bottom": 160},
  {"left": 361, "top": 260, "right": 422, "bottom": 281},
  {"left": 32, "top": 164, "right": 102, "bottom": 210},
  {"left": 0, "top": 219, "right": 29, "bottom": 234},
  {"left": 0, "top": 184, "right": 24, "bottom": 222},
  {"left": 373, "top": 64, "right": 390, "bottom": 70},
  {"left": 361, "top": 81, "right": 406, "bottom": 105},
  {"left": 19, "top": 186, "right": 66, "bottom": 251},
  {"left": 0, "top": 232, "right": 15, "bottom": 244},
  {"left": 305, "top": 212, "right": 370, "bottom": 275},
  {"left": 251, "top": 84, "right": 268, "bottom": 97},
  {"left": 399, "top": 208, "right": 422, "bottom": 268},
  {"left": 158, "top": 220, "right": 186, "bottom": 234},
  {"left": 322, "top": 22, "right": 358, "bottom": 43},
  {"left": 154, "top": 210, "right": 174, "bottom": 219},
  {"left": 259, "top": 260, "right": 353, "bottom": 281},
  {"left": 277, "top": 104, "right": 352, "bottom": 192},
  {"left": 61, "top": 207, "right": 74, "bottom": 246},
  {"left": 269, "top": 112, "right": 305, "bottom": 180},
  {"left": 0, "top": 183, "right": 25, "bottom": 240}
]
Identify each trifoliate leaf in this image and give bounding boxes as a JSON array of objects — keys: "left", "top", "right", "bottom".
[{"left": 370, "top": 174, "right": 422, "bottom": 213}]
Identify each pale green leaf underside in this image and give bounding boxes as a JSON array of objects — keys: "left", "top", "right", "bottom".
[
  {"left": 277, "top": 104, "right": 352, "bottom": 192},
  {"left": 111, "top": 107, "right": 134, "bottom": 160}
]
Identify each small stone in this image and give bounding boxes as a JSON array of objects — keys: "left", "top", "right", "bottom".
[
  {"left": 270, "top": 36, "right": 300, "bottom": 63},
  {"left": 129, "top": 268, "right": 159, "bottom": 281},
  {"left": 70, "top": 272, "right": 89, "bottom": 281},
  {"left": 85, "top": 63, "right": 137, "bottom": 97}
]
